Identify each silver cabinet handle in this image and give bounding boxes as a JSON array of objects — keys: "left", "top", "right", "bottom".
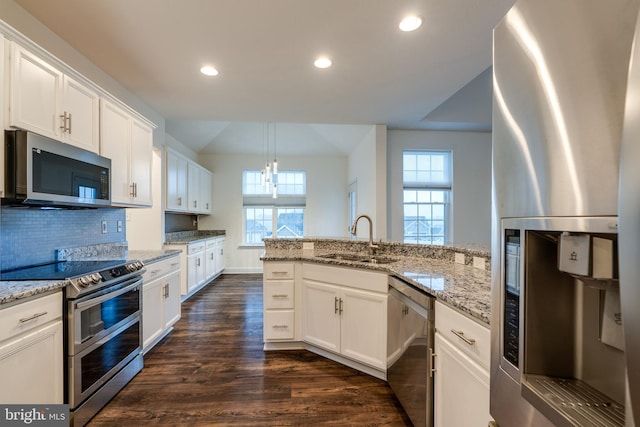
[
  {"left": 196, "top": 258, "right": 201, "bottom": 267},
  {"left": 272, "top": 294, "right": 289, "bottom": 298},
  {"left": 451, "top": 329, "right": 476, "bottom": 346},
  {"left": 339, "top": 298, "right": 343, "bottom": 315},
  {"left": 177, "top": 197, "right": 182, "bottom": 206},
  {"left": 68, "top": 112, "right": 72, "bottom": 133},
  {"left": 271, "top": 271, "right": 288, "bottom": 275},
  {"left": 272, "top": 324, "right": 289, "bottom": 329},
  {"left": 335, "top": 297, "right": 339, "bottom": 314},
  {"left": 60, "top": 113, "right": 67, "bottom": 132},
  {"left": 19, "top": 311, "right": 48, "bottom": 324}
]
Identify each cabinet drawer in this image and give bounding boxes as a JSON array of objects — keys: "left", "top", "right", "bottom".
[
  {"left": 187, "top": 242, "right": 206, "bottom": 254},
  {"left": 0, "top": 292, "right": 62, "bottom": 343},
  {"left": 264, "top": 310, "right": 295, "bottom": 340},
  {"left": 264, "top": 262, "right": 295, "bottom": 280},
  {"left": 435, "top": 301, "right": 490, "bottom": 369},
  {"left": 143, "top": 255, "right": 181, "bottom": 283},
  {"left": 264, "top": 281, "right": 294, "bottom": 309},
  {"left": 206, "top": 238, "right": 217, "bottom": 249}
]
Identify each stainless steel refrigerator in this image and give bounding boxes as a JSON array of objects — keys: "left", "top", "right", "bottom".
[{"left": 491, "top": 0, "right": 640, "bottom": 425}]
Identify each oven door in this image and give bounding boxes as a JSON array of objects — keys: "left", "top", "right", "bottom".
[
  {"left": 67, "top": 278, "right": 142, "bottom": 408},
  {"left": 68, "top": 278, "right": 141, "bottom": 355}
]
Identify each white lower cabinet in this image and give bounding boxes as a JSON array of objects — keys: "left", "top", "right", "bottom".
[
  {"left": 0, "top": 292, "right": 63, "bottom": 404},
  {"left": 434, "top": 301, "right": 491, "bottom": 427},
  {"left": 263, "top": 262, "right": 297, "bottom": 342},
  {"left": 165, "top": 235, "right": 225, "bottom": 299},
  {"left": 142, "top": 255, "right": 181, "bottom": 353},
  {"left": 301, "top": 264, "right": 387, "bottom": 371},
  {"left": 186, "top": 242, "right": 206, "bottom": 295}
]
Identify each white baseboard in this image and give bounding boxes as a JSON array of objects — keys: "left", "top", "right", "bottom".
[{"left": 222, "top": 267, "right": 263, "bottom": 274}]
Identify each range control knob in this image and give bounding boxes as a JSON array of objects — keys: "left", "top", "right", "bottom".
[
  {"left": 91, "top": 273, "right": 102, "bottom": 283},
  {"left": 78, "top": 276, "right": 91, "bottom": 288}
]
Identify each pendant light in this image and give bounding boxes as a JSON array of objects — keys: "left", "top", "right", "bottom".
[{"left": 271, "top": 123, "right": 278, "bottom": 198}]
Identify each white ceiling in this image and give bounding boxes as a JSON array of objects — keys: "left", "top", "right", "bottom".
[{"left": 14, "top": 0, "right": 515, "bottom": 155}]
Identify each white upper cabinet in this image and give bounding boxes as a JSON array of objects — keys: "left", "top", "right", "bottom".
[
  {"left": 100, "top": 98, "right": 153, "bottom": 207},
  {"left": 199, "top": 167, "right": 212, "bottom": 214},
  {"left": 130, "top": 117, "right": 153, "bottom": 205},
  {"left": 165, "top": 149, "right": 188, "bottom": 212},
  {"left": 61, "top": 74, "right": 100, "bottom": 153},
  {"left": 165, "top": 148, "right": 212, "bottom": 214},
  {"left": 9, "top": 43, "right": 99, "bottom": 153}
]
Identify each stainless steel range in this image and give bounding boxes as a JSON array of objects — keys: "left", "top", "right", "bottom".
[{"left": 1, "top": 259, "right": 145, "bottom": 426}]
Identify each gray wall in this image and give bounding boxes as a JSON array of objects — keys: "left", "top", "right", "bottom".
[{"left": 387, "top": 130, "right": 492, "bottom": 245}]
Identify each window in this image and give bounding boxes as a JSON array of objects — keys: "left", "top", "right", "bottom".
[
  {"left": 403, "top": 151, "right": 452, "bottom": 245},
  {"left": 243, "top": 170, "right": 306, "bottom": 244}
]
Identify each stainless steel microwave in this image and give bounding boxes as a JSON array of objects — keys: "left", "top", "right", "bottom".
[{"left": 3, "top": 130, "right": 111, "bottom": 208}]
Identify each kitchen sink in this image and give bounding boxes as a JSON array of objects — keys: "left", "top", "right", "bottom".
[{"left": 317, "top": 253, "right": 399, "bottom": 264}]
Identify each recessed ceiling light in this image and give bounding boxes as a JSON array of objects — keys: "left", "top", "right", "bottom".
[
  {"left": 314, "top": 57, "right": 332, "bottom": 69},
  {"left": 200, "top": 65, "right": 219, "bottom": 76},
  {"left": 399, "top": 15, "right": 423, "bottom": 32}
]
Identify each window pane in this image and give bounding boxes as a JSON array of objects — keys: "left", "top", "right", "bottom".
[
  {"left": 245, "top": 207, "right": 273, "bottom": 244},
  {"left": 402, "top": 189, "right": 448, "bottom": 245},
  {"left": 276, "top": 208, "right": 304, "bottom": 238},
  {"left": 402, "top": 151, "right": 451, "bottom": 187}
]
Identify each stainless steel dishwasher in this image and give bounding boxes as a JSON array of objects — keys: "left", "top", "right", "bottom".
[{"left": 387, "top": 275, "right": 435, "bottom": 427}]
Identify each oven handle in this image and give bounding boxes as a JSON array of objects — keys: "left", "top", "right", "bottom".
[{"left": 74, "top": 277, "right": 143, "bottom": 310}]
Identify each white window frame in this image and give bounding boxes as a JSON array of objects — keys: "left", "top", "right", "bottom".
[
  {"left": 242, "top": 170, "right": 306, "bottom": 245},
  {"left": 402, "top": 150, "right": 452, "bottom": 245}
]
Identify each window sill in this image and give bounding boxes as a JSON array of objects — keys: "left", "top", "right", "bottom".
[{"left": 238, "top": 244, "right": 265, "bottom": 249}]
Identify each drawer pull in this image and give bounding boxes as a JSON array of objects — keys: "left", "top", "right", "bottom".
[
  {"left": 170, "top": 263, "right": 179, "bottom": 267},
  {"left": 272, "top": 294, "right": 289, "bottom": 298},
  {"left": 150, "top": 269, "right": 161, "bottom": 275},
  {"left": 19, "top": 312, "right": 48, "bottom": 324},
  {"left": 272, "top": 324, "right": 289, "bottom": 329},
  {"left": 451, "top": 329, "right": 476, "bottom": 346},
  {"left": 271, "top": 271, "right": 289, "bottom": 276}
]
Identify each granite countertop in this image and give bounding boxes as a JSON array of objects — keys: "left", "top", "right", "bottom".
[
  {"left": 165, "top": 230, "right": 226, "bottom": 244},
  {"left": 0, "top": 280, "right": 67, "bottom": 306},
  {"left": 129, "top": 249, "right": 182, "bottom": 265},
  {"left": 1, "top": 248, "right": 183, "bottom": 307},
  {"left": 262, "top": 240, "right": 491, "bottom": 325}
]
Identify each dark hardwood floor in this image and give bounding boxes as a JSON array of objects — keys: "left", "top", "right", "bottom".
[{"left": 88, "top": 274, "right": 412, "bottom": 426}]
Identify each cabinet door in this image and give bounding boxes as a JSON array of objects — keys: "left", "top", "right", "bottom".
[
  {"left": 142, "top": 281, "right": 163, "bottom": 351},
  {"left": 163, "top": 271, "right": 181, "bottom": 329},
  {"left": 302, "top": 279, "right": 340, "bottom": 353},
  {"left": 205, "top": 247, "right": 216, "bottom": 281},
  {"left": 200, "top": 168, "right": 212, "bottom": 214},
  {"left": 187, "top": 162, "right": 201, "bottom": 212},
  {"left": 166, "top": 151, "right": 188, "bottom": 211},
  {"left": 62, "top": 75, "right": 99, "bottom": 153},
  {"left": 215, "top": 239, "right": 224, "bottom": 274},
  {"left": 130, "top": 118, "right": 153, "bottom": 206},
  {"left": 434, "top": 333, "right": 490, "bottom": 427},
  {"left": 9, "top": 43, "right": 62, "bottom": 139},
  {"left": 0, "top": 320, "right": 63, "bottom": 404},
  {"left": 340, "top": 287, "right": 387, "bottom": 370},
  {"left": 100, "top": 99, "right": 131, "bottom": 204},
  {"left": 187, "top": 252, "right": 205, "bottom": 292}
]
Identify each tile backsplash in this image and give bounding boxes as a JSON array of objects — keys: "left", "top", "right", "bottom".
[{"left": 0, "top": 207, "right": 126, "bottom": 270}]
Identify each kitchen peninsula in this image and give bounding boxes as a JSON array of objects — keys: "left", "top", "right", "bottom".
[
  {"left": 261, "top": 238, "right": 491, "bottom": 323},
  {"left": 262, "top": 237, "right": 493, "bottom": 426}
]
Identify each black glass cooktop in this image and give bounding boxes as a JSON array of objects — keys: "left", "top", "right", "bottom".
[{"left": 1, "top": 260, "right": 127, "bottom": 281}]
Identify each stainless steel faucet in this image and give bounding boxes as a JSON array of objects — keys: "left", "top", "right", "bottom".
[{"left": 350, "top": 214, "right": 380, "bottom": 255}]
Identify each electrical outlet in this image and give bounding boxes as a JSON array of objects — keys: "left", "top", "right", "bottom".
[
  {"left": 101, "top": 220, "right": 107, "bottom": 234},
  {"left": 454, "top": 253, "right": 465, "bottom": 264},
  {"left": 117, "top": 220, "right": 123, "bottom": 233}
]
